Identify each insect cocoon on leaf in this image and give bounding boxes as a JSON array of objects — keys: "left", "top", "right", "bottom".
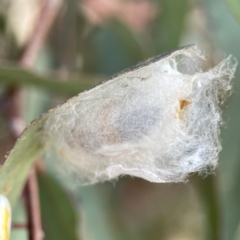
[
  {"left": 44, "top": 45, "right": 237, "bottom": 184},
  {"left": 0, "top": 195, "right": 11, "bottom": 240}
]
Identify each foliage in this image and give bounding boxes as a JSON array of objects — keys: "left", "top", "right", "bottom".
[
  {"left": 38, "top": 171, "right": 79, "bottom": 240},
  {"left": 225, "top": 0, "right": 240, "bottom": 24},
  {"left": 0, "top": 0, "right": 240, "bottom": 240}
]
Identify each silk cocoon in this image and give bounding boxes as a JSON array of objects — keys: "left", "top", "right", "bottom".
[{"left": 44, "top": 46, "right": 237, "bottom": 183}]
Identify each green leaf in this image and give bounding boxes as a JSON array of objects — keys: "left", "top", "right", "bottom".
[
  {"left": 0, "top": 45, "right": 230, "bottom": 214},
  {"left": 153, "top": 0, "right": 189, "bottom": 53},
  {"left": 108, "top": 20, "right": 146, "bottom": 62},
  {"left": 233, "top": 222, "right": 240, "bottom": 240},
  {"left": 195, "top": 175, "right": 220, "bottom": 240},
  {"left": 0, "top": 48, "right": 173, "bottom": 207},
  {"left": 77, "top": 186, "right": 117, "bottom": 240},
  {"left": 0, "top": 66, "right": 102, "bottom": 96},
  {"left": 83, "top": 20, "right": 146, "bottom": 76},
  {"left": 0, "top": 60, "right": 113, "bottom": 207},
  {"left": 0, "top": 114, "right": 47, "bottom": 207},
  {"left": 38, "top": 171, "right": 79, "bottom": 240},
  {"left": 225, "top": 0, "right": 240, "bottom": 24},
  {"left": 200, "top": 0, "right": 240, "bottom": 238}
]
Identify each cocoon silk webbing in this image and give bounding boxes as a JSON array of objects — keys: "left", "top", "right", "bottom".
[{"left": 44, "top": 46, "right": 237, "bottom": 184}]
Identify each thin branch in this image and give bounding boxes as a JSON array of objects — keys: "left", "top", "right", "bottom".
[
  {"left": 12, "top": 223, "right": 28, "bottom": 229},
  {"left": 24, "top": 169, "right": 44, "bottom": 240},
  {"left": 21, "top": 0, "right": 62, "bottom": 68}
]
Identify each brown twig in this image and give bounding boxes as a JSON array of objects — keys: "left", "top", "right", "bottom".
[
  {"left": 24, "top": 169, "right": 44, "bottom": 240},
  {"left": 12, "top": 223, "right": 28, "bottom": 229},
  {"left": 21, "top": 0, "right": 62, "bottom": 69}
]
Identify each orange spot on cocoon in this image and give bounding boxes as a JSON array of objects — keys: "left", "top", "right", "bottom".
[{"left": 178, "top": 99, "right": 192, "bottom": 120}]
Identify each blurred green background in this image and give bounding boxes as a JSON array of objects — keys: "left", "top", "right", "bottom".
[{"left": 0, "top": 0, "right": 240, "bottom": 239}]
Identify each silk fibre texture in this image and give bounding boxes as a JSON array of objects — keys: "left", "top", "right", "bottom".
[{"left": 44, "top": 46, "right": 237, "bottom": 184}]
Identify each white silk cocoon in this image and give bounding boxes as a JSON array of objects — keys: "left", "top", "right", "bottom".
[{"left": 44, "top": 46, "right": 237, "bottom": 184}]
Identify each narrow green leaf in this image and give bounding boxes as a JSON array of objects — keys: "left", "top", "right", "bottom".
[
  {"left": 0, "top": 47, "right": 188, "bottom": 207},
  {"left": 0, "top": 45, "right": 235, "bottom": 213},
  {"left": 0, "top": 66, "right": 102, "bottom": 96},
  {"left": 0, "top": 114, "right": 47, "bottom": 206},
  {"left": 225, "top": 0, "right": 240, "bottom": 24},
  {"left": 196, "top": 176, "right": 221, "bottom": 240},
  {"left": 200, "top": 0, "right": 240, "bottom": 238},
  {"left": 0, "top": 64, "right": 101, "bottom": 207},
  {"left": 38, "top": 171, "right": 79, "bottom": 240}
]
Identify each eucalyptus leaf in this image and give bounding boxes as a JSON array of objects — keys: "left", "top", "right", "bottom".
[
  {"left": 225, "top": 0, "right": 240, "bottom": 24},
  {"left": 153, "top": 0, "right": 188, "bottom": 53},
  {"left": 0, "top": 114, "right": 47, "bottom": 206},
  {"left": 0, "top": 46, "right": 236, "bottom": 209},
  {"left": 200, "top": 0, "right": 240, "bottom": 238},
  {"left": 38, "top": 171, "right": 79, "bottom": 240}
]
